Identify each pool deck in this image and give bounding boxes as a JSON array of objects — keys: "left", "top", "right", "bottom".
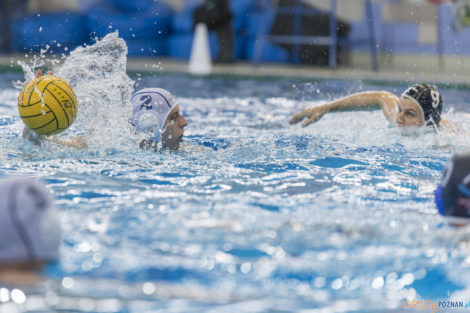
[
  {"left": 128, "top": 53, "right": 470, "bottom": 87},
  {"left": 2, "top": 53, "right": 470, "bottom": 86}
]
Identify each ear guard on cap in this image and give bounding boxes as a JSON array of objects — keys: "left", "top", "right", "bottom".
[{"left": 137, "top": 113, "right": 162, "bottom": 142}]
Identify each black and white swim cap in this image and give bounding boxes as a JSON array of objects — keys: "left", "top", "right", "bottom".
[{"left": 402, "top": 83, "right": 443, "bottom": 126}]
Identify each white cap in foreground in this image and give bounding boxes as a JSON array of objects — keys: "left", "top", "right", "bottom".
[{"left": 0, "top": 177, "right": 61, "bottom": 263}]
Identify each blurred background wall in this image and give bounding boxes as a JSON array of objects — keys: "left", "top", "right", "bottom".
[{"left": 0, "top": 0, "right": 468, "bottom": 69}]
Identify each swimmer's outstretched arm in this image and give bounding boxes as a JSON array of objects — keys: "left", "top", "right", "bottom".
[
  {"left": 22, "top": 126, "right": 88, "bottom": 149},
  {"left": 48, "top": 136, "right": 88, "bottom": 149},
  {"left": 289, "top": 91, "right": 399, "bottom": 127}
]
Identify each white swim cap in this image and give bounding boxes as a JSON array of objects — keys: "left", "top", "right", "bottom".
[
  {"left": 130, "top": 88, "right": 178, "bottom": 142},
  {"left": 0, "top": 177, "right": 61, "bottom": 263}
]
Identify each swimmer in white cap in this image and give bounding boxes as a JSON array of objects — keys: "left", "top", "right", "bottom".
[
  {"left": 131, "top": 88, "right": 188, "bottom": 151},
  {"left": 0, "top": 177, "right": 61, "bottom": 285},
  {"left": 290, "top": 84, "right": 455, "bottom": 131}
]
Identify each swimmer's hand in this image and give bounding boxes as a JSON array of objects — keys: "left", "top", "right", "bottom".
[
  {"left": 289, "top": 106, "right": 328, "bottom": 127},
  {"left": 22, "top": 126, "right": 45, "bottom": 145},
  {"left": 35, "top": 69, "right": 53, "bottom": 78}
]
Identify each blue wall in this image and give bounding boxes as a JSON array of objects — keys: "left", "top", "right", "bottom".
[{"left": 8, "top": 1, "right": 469, "bottom": 62}]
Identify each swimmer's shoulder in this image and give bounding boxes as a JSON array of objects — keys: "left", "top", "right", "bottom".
[{"left": 439, "top": 119, "right": 458, "bottom": 133}]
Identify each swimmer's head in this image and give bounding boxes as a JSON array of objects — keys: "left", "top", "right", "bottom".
[
  {"left": 398, "top": 84, "right": 442, "bottom": 127},
  {"left": 0, "top": 177, "right": 61, "bottom": 265},
  {"left": 131, "top": 88, "right": 188, "bottom": 150},
  {"left": 435, "top": 153, "right": 470, "bottom": 225}
]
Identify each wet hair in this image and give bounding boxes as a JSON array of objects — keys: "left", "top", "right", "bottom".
[{"left": 401, "top": 83, "right": 443, "bottom": 126}]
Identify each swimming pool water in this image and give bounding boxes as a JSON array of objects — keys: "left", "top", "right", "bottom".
[{"left": 2, "top": 35, "right": 470, "bottom": 313}]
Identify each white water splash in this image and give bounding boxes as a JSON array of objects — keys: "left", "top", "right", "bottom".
[
  {"left": 15, "top": 31, "right": 137, "bottom": 151},
  {"left": 56, "top": 31, "right": 136, "bottom": 150}
]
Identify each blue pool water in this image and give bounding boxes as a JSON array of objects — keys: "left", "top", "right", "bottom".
[{"left": 3, "top": 36, "right": 470, "bottom": 313}]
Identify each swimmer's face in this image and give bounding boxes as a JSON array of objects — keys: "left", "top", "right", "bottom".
[
  {"left": 395, "top": 97, "right": 424, "bottom": 127},
  {"left": 161, "top": 105, "right": 188, "bottom": 150}
]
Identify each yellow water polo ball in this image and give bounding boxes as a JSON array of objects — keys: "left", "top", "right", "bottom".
[{"left": 17, "top": 75, "right": 77, "bottom": 136}]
